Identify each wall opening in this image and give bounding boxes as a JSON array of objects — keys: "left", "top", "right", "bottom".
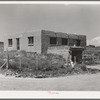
[
  {"left": 62, "top": 38, "right": 68, "bottom": 45},
  {"left": 76, "top": 39, "right": 81, "bottom": 46},
  {"left": 16, "top": 38, "right": 20, "bottom": 50},
  {"left": 8, "top": 39, "right": 13, "bottom": 47},
  {"left": 71, "top": 50, "right": 82, "bottom": 63},
  {"left": 28, "top": 36, "right": 34, "bottom": 46},
  {"left": 50, "top": 37, "right": 57, "bottom": 45}
]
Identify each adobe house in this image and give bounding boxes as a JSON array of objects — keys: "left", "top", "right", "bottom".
[{"left": 4, "top": 30, "right": 86, "bottom": 63}]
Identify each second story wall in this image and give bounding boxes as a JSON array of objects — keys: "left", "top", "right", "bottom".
[{"left": 41, "top": 30, "right": 86, "bottom": 54}]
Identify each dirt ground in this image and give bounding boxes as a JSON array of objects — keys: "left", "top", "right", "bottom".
[{"left": 0, "top": 65, "right": 100, "bottom": 91}]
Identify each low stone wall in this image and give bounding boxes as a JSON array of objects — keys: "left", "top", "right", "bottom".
[{"left": 47, "top": 46, "right": 70, "bottom": 62}]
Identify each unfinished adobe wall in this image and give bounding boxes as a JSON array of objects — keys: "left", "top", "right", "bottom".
[
  {"left": 47, "top": 46, "right": 70, "bottom": 62},
  {"left": 41, "top": 30, "right": 86, "bottom": 54}
]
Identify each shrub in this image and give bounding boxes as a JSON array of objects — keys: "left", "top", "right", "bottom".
[
  {"left": 37, "top": 54, "right": 66, "bottom": 71},
  {"left": 80, "top": 63, "right": 87, "bottom": 71},
  {"left": 9, "top": 61, "right": 19, "bottom": 70},
  {"left": 20, "top": 50, "right": 27, "bottom": 57},
  {"left": 73, "top": 63, "right": 87, "bottom": 73},
  {"left": 0, "top": 51, "right": 6, "bottom": 59},
  {"left": 0, "top": 58, "right": 5, "bottom": 67},
  {"left": 8, "top": 53, "right": 65, "bottom": 72},
  {"left": 21, "top": 56, "right": 36, "bottom": 71},
  {"left": 4, "top": 51, "right": 66, "bottom": 76},
  {"left": 8, "top": 50, "right": 17, "bottom": 59}
]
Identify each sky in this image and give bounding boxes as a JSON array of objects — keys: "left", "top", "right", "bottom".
[{"left": 0, "top": 4, "right": 100, "bottom": 46}]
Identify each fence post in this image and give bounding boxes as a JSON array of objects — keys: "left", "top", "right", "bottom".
[
  {"left": 19, "top": 51, "right": 21, "bottom": 70},
  {"left": 82, "top": 50, "right": 85, "bottom": 63},
  {"left": 6, "top": 49, "right": 9, "bottom": 69},
  {"left": 36, "top": 55, "right": 39, "bottom": 71}
]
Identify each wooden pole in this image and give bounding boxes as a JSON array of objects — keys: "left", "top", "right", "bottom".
[
  {"left": 6, "top": 49, "right": 9, "bottom": 69},
  {"left": 36, "top": 55, "right": 38, "bottom": 71},
  {"left": 82, "top": 50, "right": 85, "bottom": 64},
  {"left": 19, "top": 51, "right": 21, "bottom": 70}
]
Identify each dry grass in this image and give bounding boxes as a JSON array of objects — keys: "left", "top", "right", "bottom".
[{"left": 0, "top": 50, "right": 100, "bottom": 78}]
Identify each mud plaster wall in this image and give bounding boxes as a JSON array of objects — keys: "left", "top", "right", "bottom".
[{"left": 47, "top": 46, "right": 70, "bottom": 62}]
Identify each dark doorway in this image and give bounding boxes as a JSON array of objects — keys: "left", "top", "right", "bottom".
[
  {"left": 76, "top": 39, "right": 81, "bottom": 46},
  {"left": 16, "top": 38, "right": 20, "bottom": 50},
  {"left": 71, "top": 50, "right": 82, "bottom": 63}
]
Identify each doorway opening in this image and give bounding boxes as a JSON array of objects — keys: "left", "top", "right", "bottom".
[
  {"left": 71, "top": 50, "right": 82, "bottom": 63},
  {"left": 70, "top": 47, "right": 84, "bottom": 63},
  {"left": 16, "top": 38, "right": 20, "bottom": 50}
]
